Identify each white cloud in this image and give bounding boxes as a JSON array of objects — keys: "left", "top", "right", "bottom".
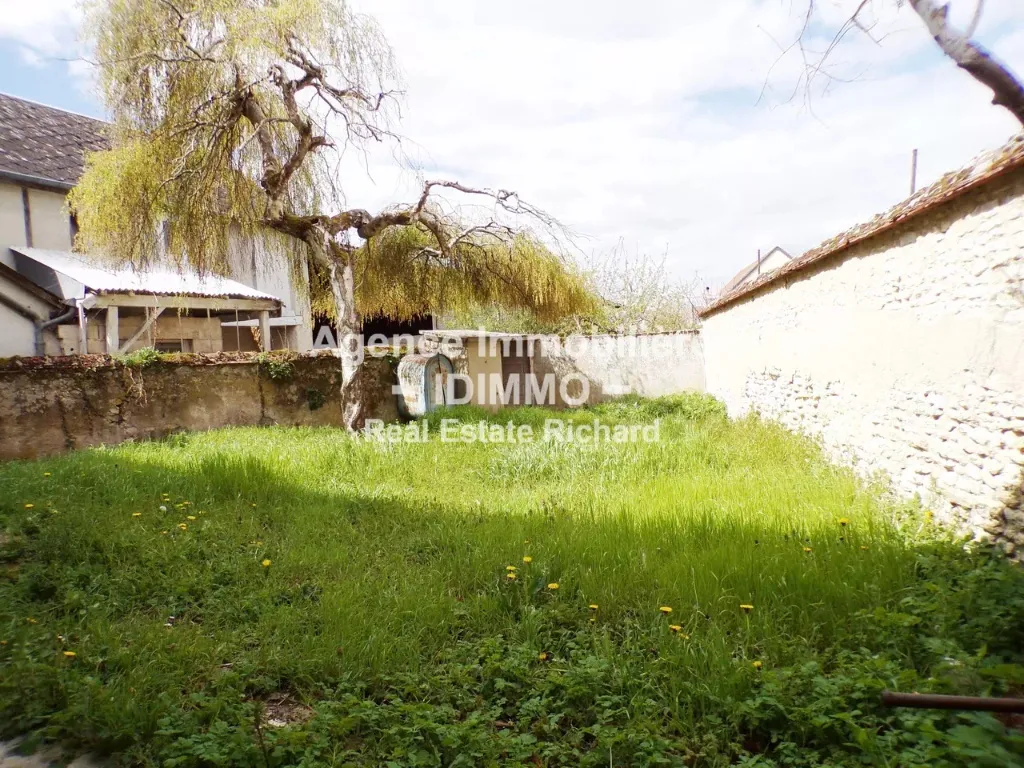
[
  {"left": 340, "top": 0, "right": 1024, "bottom": 286},
  {"left": 0, "top": 0, "right": 93, "bottom": 95},
  {"left": 3, "top": 0, "right": 1024, "bottom": 288}
]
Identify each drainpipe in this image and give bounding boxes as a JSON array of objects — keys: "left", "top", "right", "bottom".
[{"left": 36, "top": 305, "right": 77, "bottom": 356}]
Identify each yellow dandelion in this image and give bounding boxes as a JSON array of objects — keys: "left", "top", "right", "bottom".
[
  {"left": 187, "top": 515, "right": 196, "bottom": 521},
  {"left": 132, "top": 512, "right": 142, "bottom": 518},
  {"left": 860, "top": 545, "right": 869, "bottom": 551},
  {"left": 24, "top": 503, "right": 34, "bottom": 509},
  {"left": 547, "top": 583, "right": 559, "bottom": 590},
  {"left": 588, "top": 604, "right": 599, "bottom": 611},
  {"left": 838, "top": 517, "right": 849, "bottom": 526},
  {"left": 506, "top": 573, "right": 517, "bottom": 581},
  {"left": 506, "top": 565, "right": 517, "bottom": 571},
  {"left": 752, "top": 660, "right": 762, "bottom": 670},
  {"left": 668, "top": 624, "right": 682, "bottom": 633},
  {"left": 803, "top": 546, "right": 812, "bottom": 553},
  {"left": 659, "top": 606, "right": 673, "bottom": 614},
  {"left": 537, "top": 652, "right": 548, "bottom": 661},
  {"left": 43, "top": 472, "right": 51, "bottom": 477},
  {"left": 63, "top": 651, "right": 77, "bottom": 658},
  {"left": 522, "top": 556, "right": 532, "bottom": 564},
  {"left": 740, "top": 604, "right": 753, "bottom": 613},
  {"left": 177, "top": 523, "right": 187, "bottom": 531},
  {"left": 261, "top": 559, "right": 272, "bottom": 568},
  {"left": 251, "top": 503, "right": 257, "bottom": 508}
]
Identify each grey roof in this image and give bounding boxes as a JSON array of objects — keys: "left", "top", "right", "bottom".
[{"left": 0, "top": 93, "right": 109, "bottom": 187}]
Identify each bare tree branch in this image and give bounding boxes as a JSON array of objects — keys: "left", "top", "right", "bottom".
[{"left": 908, "top": 0, "right": 1024, "bottom": 126}]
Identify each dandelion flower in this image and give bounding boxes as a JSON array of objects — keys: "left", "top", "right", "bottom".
[
  {"left": 506, "top": 573, "right": 517, "bottom": 581},
  {"left": 132, "top": 512, "right": 142, "bottom": 518},
  {"left": 63, "top": 651, "right": 77, "bottom": 658},
  {"left": 803, "top": 547, "right": 812, "bottom": 553},
  {"left": 588, "top": 604, "right": 598, "bottom": 611},
  {"left": 522, "top": 556, "right": 532, "bottom": 564},
  {"left": 537, "top": 652, "right": 548, "bottom": 661},
  {"left": 24, "top": 503, "right": 33, "bottom": 509},
  {"left": 506, "top": 565, "right": 517, "bottom": 571},
  {"left": 740, "top": 604, "right": 753, "bottom": 613},
  {"left": 251, "top": 503, "right": 257, "bottom": 508},
  {"left": 177, "top": 523, "right": 187, "bottom": 531},
  {"left": 860, "top": 545, "right": 869, "bottom": 551},
  {"left": 43, "top": 472, "right": 51, "bottom": 477},
  {"left": 752, "top": 660, "right": 762, "bottom": 670},
  {"left": 159, "top": 506, "right": 168, "bottom": 512},
  {"left": 669, "top": 624, "right": 682, "bottom": 633},
  {"left": 659, "top": 606, "right": 673, "bottom": 614},
  {"left": 838, "top": 517, "right": 849, "bottom": 526},
  {"left": 187, "top": 515, "right": 196, "bottom": 521},
  {"left": 547, "top": 583, "right": 559, "bottom": 590},
  {"left": 261, "top": 559, "right": 272, "bottom": 568}
]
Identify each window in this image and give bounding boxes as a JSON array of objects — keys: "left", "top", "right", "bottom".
[{"left": 154, "top": 340, "right": 192, "bottom": 353}]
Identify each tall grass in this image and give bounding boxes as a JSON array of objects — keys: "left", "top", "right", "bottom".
[{"left": 0, "top": 394, "right": 1021, "bottom": 767}]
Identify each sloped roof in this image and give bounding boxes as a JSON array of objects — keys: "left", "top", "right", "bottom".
[
  {"left": 0, "top": 93, "right": 109, "bottom": 187},
  {"left": 720, "top": 246, "right": 792, "bottom": 296},
  {"left": 701, "top": 133, "right": 1024, "bottom": 318},
  {"left": 11, "top": 247, "right": 280, "bottom": 302},
  {"left": 0, "top": 260, "right": 63, "bottom": 307}
]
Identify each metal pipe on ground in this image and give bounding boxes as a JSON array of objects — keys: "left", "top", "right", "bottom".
[{"left": 881, "top": 691, "right": 1024, "bottom": 713}]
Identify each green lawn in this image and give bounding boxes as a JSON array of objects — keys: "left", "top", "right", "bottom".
[{"left": 1, "top": 395, "right": 1023, "bottom": 767}]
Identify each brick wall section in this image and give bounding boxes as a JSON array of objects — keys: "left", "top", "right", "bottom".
[
  {"left": 702, "top": 172, "right": 1024, "bottom": 553},
  {"left": 0, "top": 354, "right": 398, "bottom": 461}
]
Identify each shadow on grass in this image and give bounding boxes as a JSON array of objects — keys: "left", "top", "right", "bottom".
[{"left": 2, "top": 430, "right": 1023, "bottom": 767}]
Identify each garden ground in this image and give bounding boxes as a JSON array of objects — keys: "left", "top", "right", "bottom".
[{"left": 1, "top": 394, "right": 1023, "bottom": 767}]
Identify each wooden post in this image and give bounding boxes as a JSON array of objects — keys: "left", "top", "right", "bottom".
[
  {"left": 259, "top": 311, "right": 272, "bottom": 351},
  {"left": 105, "top": 306, "right": 119, "bottom": 355},
  {"left": 77, "top": 301, "right": 88, "bottom": 354}
]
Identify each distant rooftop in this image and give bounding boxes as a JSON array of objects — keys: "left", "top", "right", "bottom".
[
  {"left": 0, "top": 93, "right": 109, "bottom": 187},
  {"left": 701, "top": 133, "right": 1024, "bottom": 318}
]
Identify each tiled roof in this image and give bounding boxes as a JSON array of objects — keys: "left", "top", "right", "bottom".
[
  {"left": 700, "top": 133, "right": 1024, "bottom": 318},
  {"left": 0, "top": 93, "right": 109, "bottom": 187}
]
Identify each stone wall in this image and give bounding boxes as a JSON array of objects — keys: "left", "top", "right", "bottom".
[
  {"left": 0, "top": 353, "right": 398, "bottom": 461},
  {"left": 702, "top": 171, "right": 1024, "bottom": 552}
]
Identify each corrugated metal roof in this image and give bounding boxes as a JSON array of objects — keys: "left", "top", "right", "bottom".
[
  {"left": 11, "top": 248, "right": 281, "bottom": 302},
  {"left": 701, "top": 133, "right": 1024, "bottom": 318}
]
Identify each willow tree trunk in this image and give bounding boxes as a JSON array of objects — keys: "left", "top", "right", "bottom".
[{"left": 327, "top": 256, "right": 369, "bottom": 431}]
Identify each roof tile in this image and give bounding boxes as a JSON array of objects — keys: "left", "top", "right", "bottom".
[{"left": 0, "top": 93, "right": 109, "bottom": 186}]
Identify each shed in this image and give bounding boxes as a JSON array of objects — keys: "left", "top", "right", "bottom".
[
  {"left": 421, "top": 329, "right": 543, "bottom": 410},
  {"left": 8, "top": 246, "right": 283, "bottom": 355}
]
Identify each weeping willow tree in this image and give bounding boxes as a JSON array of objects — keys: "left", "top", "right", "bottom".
[{"left": 69, "top": 0, "right": 594, "bottom": 429}]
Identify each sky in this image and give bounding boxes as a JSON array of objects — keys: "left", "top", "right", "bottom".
[{"left": 1, "top": 0, "right": 1023, "bottom": 289}]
